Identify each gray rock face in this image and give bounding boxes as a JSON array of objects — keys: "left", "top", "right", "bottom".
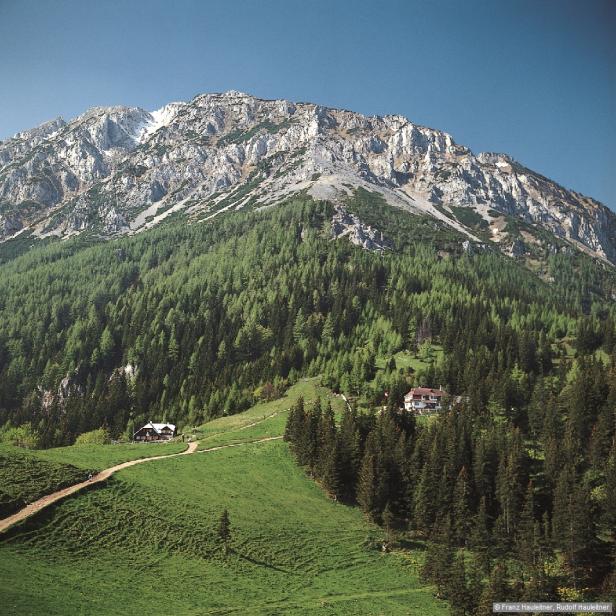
[
  {"left": 330, "top": 206, "right": 392, "bottom": 252},
  {"left": 1, "top": 91, "right": 614, "bottom": 265},
  {"left": 509, "top": 238, "right": 527, "bottom": 258}
]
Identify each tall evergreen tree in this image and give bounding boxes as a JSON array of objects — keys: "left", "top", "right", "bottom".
[
  {"left": 357, "top": 434, "right": 379, "bottom": 521},
  {"left": 217, "top": 508, "right": 231, "bottom": 555}
]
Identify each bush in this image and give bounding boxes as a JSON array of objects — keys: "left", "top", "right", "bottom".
[
  {"left": 75, "top": 427, "right": 111, "bottom": 446},
  {"left": 0, "top": 422, "right": 40, "bottom": 449}
]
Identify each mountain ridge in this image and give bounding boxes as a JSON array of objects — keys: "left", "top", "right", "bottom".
[{"left": 1, "top": 90, "right": 614, "bottom": 265}]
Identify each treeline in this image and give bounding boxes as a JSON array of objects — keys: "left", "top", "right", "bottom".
[
  {"left": 0, "top": 193, "right": 615, "bottom": 447},
  {"left": 284, "top": 357, "right": 616, "bottom": 607}
]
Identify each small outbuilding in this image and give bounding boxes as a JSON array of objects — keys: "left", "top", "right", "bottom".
[{"left": 133, "top": 421, "right": 176, "bottom": 442}]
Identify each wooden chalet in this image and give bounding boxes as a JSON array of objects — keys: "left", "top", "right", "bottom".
[{"left": 133, "top": 421, "right": 176, "bottom": 442}]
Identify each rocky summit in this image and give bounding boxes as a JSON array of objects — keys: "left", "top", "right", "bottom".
[{"left": 1, "top": 90, "right": 614, "bottom": 264}]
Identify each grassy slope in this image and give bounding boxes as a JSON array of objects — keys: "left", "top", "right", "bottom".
[
  {"left": 374, "top": 346, "right": 444, "bottom": 374},
  {"left": 0, "top": 441, "right": 445, "bottom": 615},
  {"left": 0, "top": 441, "right": 187, "bottom": 520},
  {"left": 0, "top": 379, "right": 445, "bottom": 615},
  {"left": 30, "top": 441, "right": 187, "bottom": 470},
  {"left": 0, "top": 448, "right": 92, "bottom": 517},
  {"left": 0, "top": 441, "right": 187, "bottom": 472},
  {"left": 196, "top": 378, "right": 346, "bottom": 449}
]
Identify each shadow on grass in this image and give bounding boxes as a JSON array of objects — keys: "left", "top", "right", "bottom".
[
  {"left": 397, "top": 538, "right": 427, "bottom": 551},
  {"left": 233, "top": 549, "right": 292, "bottom": 574}
]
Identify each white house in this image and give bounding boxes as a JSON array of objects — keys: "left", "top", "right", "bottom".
[
  {"left": 403, "top": 387, "right": 447, "bottom": 414},
  {"left": 133, "top": 421, "right": 176, "bottom": 442}
]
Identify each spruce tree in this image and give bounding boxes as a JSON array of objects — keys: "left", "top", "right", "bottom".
[
  {"left": 357, "top": 439, "right": 379, "bottom": 521},
  {"left": 476, "top": 561, "right": 510, "bottom": 616},
  {"left": 470, "top": 497, "right": 492, "bottom": 573},
  {"left": 337, "top": 406, "right": 361, "bottom": 501},
  {"left": 382, "top": 501, "right": 396, "bottom": 545},
  {"left": 217, "top": 508, "right": 231, "bottom": 555},
  {"left": 317, "top": 402, "right": 341, "bottom": 496},
  {"left": 552, "top": 464, "right": 597, "bottom": 589},
  {"left": 452, "top": 466, "right": 473, "bottom": 546},
  {"left": 421, "top": 541, "right": 454, "bottom": 599},
  {"left": 283, "top": 396, "right": 305, "bottom": 446},
  {"left": 603, "top": 438, "right": 616, "bottom": 543},
  {"left": 446, "top": 551, "right": 474, "bottom": 615},
  {"left": 516, "top": 481, "right": 537, "bottom": 567}
]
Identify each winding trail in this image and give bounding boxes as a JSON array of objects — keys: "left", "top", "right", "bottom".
[{"left": 0, "top": 435, "right": 283, "bottom": 534}]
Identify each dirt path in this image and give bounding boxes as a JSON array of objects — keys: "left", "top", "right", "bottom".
[
  {"left": 0, "top": 441, "right": 199, "bottom": 533},
  {"left": 0, "top": 414, "right": 286, "bottom": 534},
  {"left": 198, "top": 435, "right": 282, "bottom": 453},
  {"left": 198, "top": 409, "right": 287, "bottom": 445}
]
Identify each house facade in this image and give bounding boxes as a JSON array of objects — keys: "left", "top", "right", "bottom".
[
  {"left": 403, "top": 387, "right": 447, "bottom": 414},
  {"left": 133, "top": 421, "right": 176, "bottom": 442}
]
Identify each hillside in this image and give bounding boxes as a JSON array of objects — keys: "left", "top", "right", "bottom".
[
  {"left": 0, "top": 191, "right": 615, "bottom": 447},
  {"left": 0, "top": 191, "right": 616, "bottom": 446},
  {"left": 0, "top": 379, "right": 447, "bottom": 616},
  {"left": 0, "top": 122, "right": 615, "bottom": 611}
]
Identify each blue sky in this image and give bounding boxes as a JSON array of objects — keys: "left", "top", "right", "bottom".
[{"left": 1, "top": 0, "right": 614, "bottom": 208}]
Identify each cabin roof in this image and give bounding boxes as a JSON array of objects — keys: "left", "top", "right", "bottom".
[
  {"left": 405, "top": 387, "right": 447, "bottom": 398},
  {"left": 133, "top": 421, "right": 176, "bottom": 437}
]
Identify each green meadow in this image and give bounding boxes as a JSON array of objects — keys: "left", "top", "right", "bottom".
[
  {"left": 196, "top": 377, "right": 346, "bottom": 449},
  {"left": 0, "top": 380, "right": 446, "bottom": 615},
  {"left": 0, "top": 448, "right": 92, "bottom": 517},
  {"left": 29, "top": 441, "right": 188, "bottom": 469},
  {"left": 1, "top": 440, "right": 187, "bottom": 471}
]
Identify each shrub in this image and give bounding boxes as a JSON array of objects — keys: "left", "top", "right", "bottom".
[
  {"left": 0, "top": 422, "right": 40, "bottom": 449},
  {"left": 75, "top": 427, "right": 111, "bottom": 446}
]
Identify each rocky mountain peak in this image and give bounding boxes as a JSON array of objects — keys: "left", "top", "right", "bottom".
[{"left": 0, "top": 91, "right": 614, "bottom": 267}]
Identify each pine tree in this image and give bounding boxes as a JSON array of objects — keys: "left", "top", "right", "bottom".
[
  {"left": 470, "top": 497, "right": 492, "bottom": 573},
  {"left": 357, "top": 440, "right": 379, "bottom": 521},
  {"left": 284, "top": 396, "right": 304, "bottom": 446},
  {"left": 296, "top": 399, "right": 321, "bottom": 470},
  {"left": 446, "top": 551, "right": 474, "bottom": 615},
  {"left": 421, "top": 541, "right": 454, "bottom": 599},
  {"left": 337, "top": 406, "right": 361, "bottom": 501},
  {"left": 414, "top": 439, "right": 440, "bottom": 532},
  {"left": 382, "top": 501, "right": 396, "bottom": 545},
  {"left": 552, "top": 464, "right": 597, "bottom": 589},
  {"left": 495, "top": 430, "right": 526, "bottom": 541},
  {"left": 516, "top": 481, "right": 538, "bottom": 567},
  {"left": 317, "top": 402, "right": 341, "bottom": 496},
  {"left": 217, "top": 508, "right": 231, "bottom": 555},
  {"left": 520, "top": 563, "right": 553, "bottom": 602},
  {"left": 452, "top": 466, "right": 473, "bottom": 546},
  {"left": 603, "top": 438, "right": 616, "bottom": 543},
  {"left": 476, "top": 561, "right": 510, "bottom": 616}
]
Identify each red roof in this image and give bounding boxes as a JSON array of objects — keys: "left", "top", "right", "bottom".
[{"left": 405, "top": 387, "right": 447, "bottom": 398}]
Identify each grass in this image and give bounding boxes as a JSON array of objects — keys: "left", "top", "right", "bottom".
[
  {"left": 0, "top": 448, "right": 92, "bottom": 517},
  {"left": 375, "top": 346, "right": 444, "bottom": 375},
  {"left": 195, "top": 377, "right": 346, "bottom": 449},
  {"left": 34, "top": 442, "right": 187, "bottom": 470},
  {"left": 20, "top": 441, "right": 188, "bottom": 471},
  {"left": 0, "top": 440, "right": 187, "bottom": 518},
  {"left": 0, "top": 380, "right": 445, "bottom": 614},
  {"left": 0, "top": 440, "right": 446, "bottom": 615}
]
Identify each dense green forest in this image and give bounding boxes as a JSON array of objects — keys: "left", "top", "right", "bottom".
[
  {"left": 0, "top": 191, "right": 614, "bottom": 450},
  {"left": 283, "top": 369, "right": 616, "bottom": 606}
]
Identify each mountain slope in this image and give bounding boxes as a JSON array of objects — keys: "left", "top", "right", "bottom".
[
  {"left": 0, "top": 192, "right": 614, "bottom": 447},
  {"left": 1, "top": 91, "right": 614, "bottom": 265}
]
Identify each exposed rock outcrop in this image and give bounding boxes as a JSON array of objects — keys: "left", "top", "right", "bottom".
[{"left": 330, "top": 206, "right": 392, "bottom": 252}]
